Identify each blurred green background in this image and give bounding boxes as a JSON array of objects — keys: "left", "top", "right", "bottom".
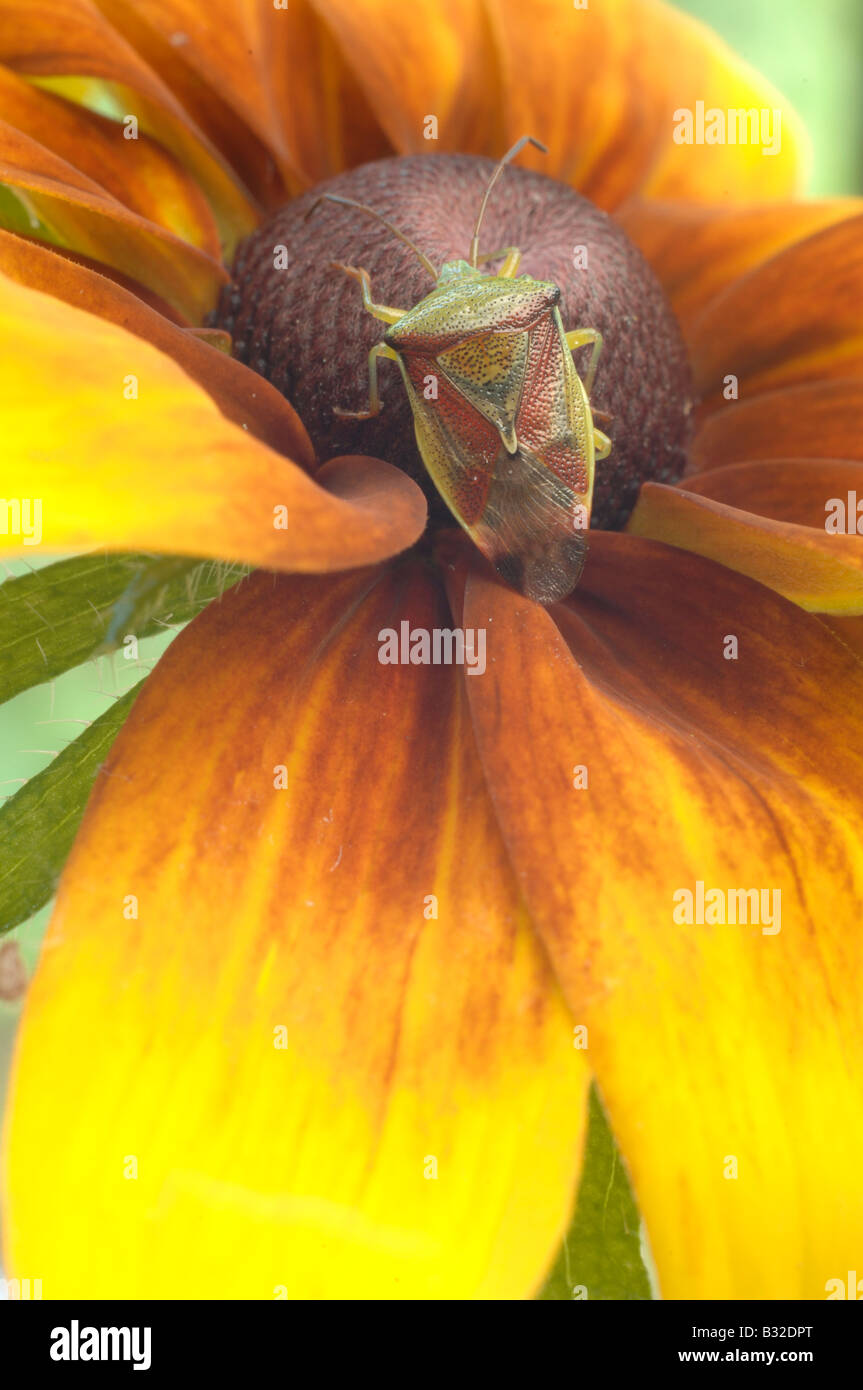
[{"left": 1, "top": 0, "right": 862, "bottom": 1109}]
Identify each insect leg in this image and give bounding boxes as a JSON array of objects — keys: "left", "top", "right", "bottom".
[
  {"left": 565, "top": 327, "right": 604, "bottom": 397},
  {"left": 331, "top": 263, "right": 407, "bottom": 325},
  {"left": 476, "top": 246, "right": 522, "bottom": 278},
  {"left": 333, "top": 341, "right": 400, "bottom": 420},
  {"left": 593, "top": 428, "right": 612, "bottom": 460}
]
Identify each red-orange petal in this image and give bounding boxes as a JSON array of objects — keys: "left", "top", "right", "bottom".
[
  {"left": 98, "top": 1, "right": 392, "bottom": 199},
  {"left": 91, "top": 0, "right": 290, "bottom": 206},
  {"left": 690, "top": 212, "right": 863, "bottom": 403},
  {"left": 458, "top": 533, "right": 863, "bottom": 1298},
  {"left": 691, "top": 378, "right": 863, "bottom": 470},
  {"left": 821, "top": 614, "right": 863, "bottom": 663},
  {"left": 618, "top": 197, "right": 857, "bottom": 335},
  {"left": 2, "top": 564, "right": 588, "bottom": 1298},
  {"left": 485, "top": 0, "right": 655, "bottom": 208},
  {"left": 681, "top": 459, "right": 863, "bottom": 528},
  {"left": 309, "top": 0, "right": 501, "bottom": 159},
  {"left": 261, "top": 0, "right": 392, "bottom": 189}
]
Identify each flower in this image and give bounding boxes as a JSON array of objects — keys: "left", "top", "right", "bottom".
[{"left": 1, "top": 0, "right": 862, "bottom": 1300}]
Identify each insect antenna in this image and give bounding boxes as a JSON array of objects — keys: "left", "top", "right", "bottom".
[
  {"left": 305, "top": 193, "right": 439, "bottom": 280},
  {"left": 468, "top": 135, "right": 548, "bottom": 269}
]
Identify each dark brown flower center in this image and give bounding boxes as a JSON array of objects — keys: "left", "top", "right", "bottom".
[{"left": 214, "top": 155, "right": 694, "bottom": 531}]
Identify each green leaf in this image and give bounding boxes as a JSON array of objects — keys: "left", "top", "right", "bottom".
[
  {"left": 0, "top": 554, "right": 247, "bottom": 704},
  {"left": 538, "top": 1084, "right": 653, "bottom": 1300},
  {"left": 0, "top": 683, "right": 141, "bottom": 934}
]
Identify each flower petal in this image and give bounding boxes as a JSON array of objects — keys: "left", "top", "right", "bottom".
[
  {"left": 485, "top": 0, "right": 654, "bottom": 208},
  {"left": 691, "top": 379, "right": 863, "bottom": 469},
  {"left": 2, "top": 564, "right": 588, "bottom": 1298},
  {"left": 632, "top": 0, "right": 806, "bottom": 204},
  {"left": 98, "top": 1, "right": 392, "bottom": 198},
  {"left": 260, "top": 0, "right": 392, "bottom": 188},
  {"left": 486, "top": 0, "right": 804, "bottom": 210},
  {"left": 0, "top": 116, "right": 226, "bottom": 320},
  {"left": 628, "top": 481, "right": 863, "bottom": 613},
  {"left": 618, "top": 197, "right": 857, "bottom": 334},
  {"left": 0, "top": 0, "right": 182, "bottom": 99},
  {"left": 0, "top": 270, "right": 425, "bottom": 568},
  {"left": 0, "top": 0, "right": 259, "bottom": 249},
  {"left": 822, "top": 615, "right": 863, "bottom": 663},
  {"left": 91, "top": 0, "right": 291, "bottom": 205},
  {"left": 309, "top": 0, "right": 501, "bottom": 158},
  {"left": 459, "top": 533, "right": 863, "bottom": 1299},
  {"left": 0, "top": 229, "right": 314, "bottom": 466},
  {"left": 0, "top": 61, "right": 221, "bottom": 254},
  {"left": 681, "top": 458, "right": 863, "bottom": 527},
  {"left": 690, "top": 213, "right": 863, "bottom": 402}
]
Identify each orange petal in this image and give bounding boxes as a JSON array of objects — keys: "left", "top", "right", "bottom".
[
  {"left": 682, "top": 458, "right": 863, "bottom": 527},
  {"left": 8, "top": 235, "right": 193, "bottom": 323},
  {"left": 618, "top": 197, "right": 857, "bottom": 334},
  {"left": 2, "top": 564, "right": 588, "bottom": 1298},
  {"left": 632, "top": 0, "right": 806, "bottom": 204},
  {"left": 91, "top": 0, "right": 290, "bottom": 206},
  {"left": 459, "top": 533, "right": 863, "bottom": 1298},
  {"left": 691, "top": 378, "right": 863, "bottom": 469},
  {"left": 485, "top": 0, "right": 655, "bottom": 208},
  {"left": 486, "top": 0, "right": 804, "bottom": 211},
  {"left": 690, "top": 212, "right": 863, "bottom": 402},
  {"left": 0, "top": 229, "right": 314, "bottom": 466},
  {"left": 0, "top": 0, "right": 185, "bottom": 98},
  {"left": 260, "top": 0, "right": 391, "bottom": 189},
  {"left": 627, "top": 480, "right": 863, "bottom": 613},
  {"left": 310, "top": 0, "right": 501, "bottom": 159},
  {"left": 0, "top": 117, "right": 226, "bottom": 320},
  {"left": 100, "top": 1, "right": 392, "bottom": 198},
  {"left": 0, "top": 0, "right": 259, "bottom": 249},
  {"left": 0, "top": 61, "right": 221, "bottom": 255},
  {"left": 0, "top": 270, "right": 425, "bottom": 568},
  {"left": 821, "top": 614, "right": 863, "bottom": 663}
]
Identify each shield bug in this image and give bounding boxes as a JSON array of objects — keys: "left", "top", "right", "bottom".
[{"left": 306, "top": 136, "right": 611, "bottom": 604}]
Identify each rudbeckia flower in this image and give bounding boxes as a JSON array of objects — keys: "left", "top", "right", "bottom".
[{"left": 1, "top": 0, "right": 862, "bottom": 1301}]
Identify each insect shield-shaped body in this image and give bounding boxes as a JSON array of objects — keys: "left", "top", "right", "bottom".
[
  {"left": 307, "top": 137, "right": 611, "bottom": 605},
  {"left": 385, "top": 262, "right": 606, "bottom": 603}
]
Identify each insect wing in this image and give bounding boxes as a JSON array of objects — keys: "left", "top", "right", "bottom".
[{"left": 397, "top": 348, "right": 501, "bottom": 527}]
